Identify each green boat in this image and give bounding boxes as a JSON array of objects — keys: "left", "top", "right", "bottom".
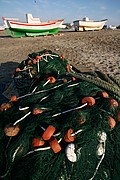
[{"left": 2, "top": 14, "right": 65, "bottom": 37}]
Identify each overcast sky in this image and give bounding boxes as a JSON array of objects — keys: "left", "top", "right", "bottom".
[{"left": 0, "top": 0, "right": 120, "bottom": 25}]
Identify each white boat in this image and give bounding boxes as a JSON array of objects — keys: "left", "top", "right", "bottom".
[
  {"left": 0, "top": 25, "right": 5, "bottom": 31},
  {"left": 73, "top": 17, "right": 107, "bottom": 31},
  {"left": 108, "top": 25, "right": 116, "bottom": 30},
  {"left": 2, "top": 13, "right": 64, "bottom": 37}
]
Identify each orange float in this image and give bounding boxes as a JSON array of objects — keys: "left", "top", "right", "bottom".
[
  {"left": 64, "top": 129, "right": 76, "bottom": 142},
  {"left": 60, "top": 54, "right": 64, "bottom": 60},
  {"left": 10, "top": 95, "right": 18, "bottom": 102},
  {"left": 33, "top": 59, "right": 37, "bottom": 64},
  {"left": 27, "top": 60, "right": 32, "bottom": 65},
  {"left": 46, "top": 76, "right": 56, "bottom": 84},
  {"left": 49, "top": 137, "right": 61, "bottom": 153},
  {"left": 66, "top": 64, "right": 71, "bottom": 72},
  {"left": 63, "top": 79, "right": 67, "bottom": 83},
  {"left": 15, "top": 68, "right": 20, "bottom": 72},
  {"left": 82, "top": 96, "right": 95, "bottom": 106},
  {"left": 32, "top": 108, "right": 45, "bottom": 115},
  {"left": 36, "top": 56, "right": 41, "bottom": 60},
  {"left": 32, "top": 137, "right": 45, "bottom": 147},
  {"left": 31, "top": 70, "right": 35, "bottom": 75},
  {"left": 42, "top": 125, "right": 56, "bottom": 140},
  {"left": 109, "top": 98, "right": 118, "bottom": 107},
  {"left": 97, "top": 91, "right": 109, "bottom": 98},
  {"left": 107, "top": 116, "right": 116, "bottom": 129},
  {"left": 0, "top": 103, "right": 12, "bottom": 111},
  {"left": 78, "top": 118, "right": 86, "bottom": 125},
  {"left": 44, "top": 51, "right": 49, "bottom": 54},
  {"left": 72, "top": 77, "right": 76, "bottom": 81}
]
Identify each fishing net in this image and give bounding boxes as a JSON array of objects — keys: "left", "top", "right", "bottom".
[{"left": 0, "top": 49, "right": 120, "bottom": 180}]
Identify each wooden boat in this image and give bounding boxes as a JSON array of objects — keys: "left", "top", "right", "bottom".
[
  {"left": 2, "top": 14, "right": 64, "bottom": 37},
  {"left": 0, "top": 25, "right": 5, "bottom": 31},
  {"left": 73, "top": 17, "right": 107, "bottom": 31}
]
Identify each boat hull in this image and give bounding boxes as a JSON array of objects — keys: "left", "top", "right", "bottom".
[
  {"left": 73, "top": 19, "right": 107, "bottom": 31},
  {"left": 5, "top": 27, "right": 60, "bottom": 37},
  {"left": 3, "top": 17, "right": 64, "bottom": 37}
]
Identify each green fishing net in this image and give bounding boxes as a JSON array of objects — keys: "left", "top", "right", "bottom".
[{"left": 0, "top": 49, "right": 120, "bottom": 180}]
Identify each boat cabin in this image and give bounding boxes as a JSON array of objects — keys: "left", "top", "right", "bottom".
[{"left": 26, "top": 13, "right": 41, "bottom": 23}]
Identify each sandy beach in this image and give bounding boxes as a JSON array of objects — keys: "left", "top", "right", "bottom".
[{"left": 0, "top": 29, "right": 120, "bottom": 85}]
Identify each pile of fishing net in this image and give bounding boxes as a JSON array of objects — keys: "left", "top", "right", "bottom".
[{"left": 0, "top": 49, "right": 120, "bottom": 180}]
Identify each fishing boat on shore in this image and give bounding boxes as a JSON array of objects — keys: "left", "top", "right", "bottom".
[
  {"left": 0, "top": 25, "right": 5, "bottom": 31},
  {"left": 2, "top": 13, "right": 65, "bottom": 37},
  {"left": 73, "top": 17, "right": 107, "bottom": 31}
]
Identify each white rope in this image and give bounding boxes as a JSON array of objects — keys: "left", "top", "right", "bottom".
[
  {"left": 43, "top": 79, "right": 50, "bottom": 87},
  {"left": 67, "top": 83, "right": 79, "bottom": 88},
  {"left": 71, "top": 129, "right": 83, "bottom": 136},
  {"left": 24, "top": 138, "right": 62, "bottom": 157},
  {"left": 89, "top": 131, "right": 107, "bottom": 180},
  {"left": 89, "top": 141, "right": 106, "bottom": 180},
  {"left": 12, "top": 145, "right": 22, "bottom": 162},
  {"left": 52, "top": 103, "right": 87, "bottom": 117},
  {"left": 13, "top": 112, "right": 31, "bottom": 126},
  {"left": 19, "top": 106, "right": 29, "bottom": 111}
]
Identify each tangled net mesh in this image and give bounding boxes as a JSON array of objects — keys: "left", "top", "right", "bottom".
[{"left": 0, "top": 49, "right": 120, "bottom": 180}]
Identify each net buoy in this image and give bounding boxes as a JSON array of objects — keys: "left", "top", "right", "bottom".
[{"left": 42, "top": 125, "right": 56, "bottom": 140}]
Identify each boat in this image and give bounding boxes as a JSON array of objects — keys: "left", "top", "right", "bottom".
[
  {"left": 108, "top": 25, "right": 116, "bottom": 30},
  {"left": 0, "top": 25, "right": 5, "bottom": 31},
  {"left": 2, "top": 13, "right": 64, "bottom": 37},
  {"left": 73, "top": 17, "right": 107, "bottom": 31}
]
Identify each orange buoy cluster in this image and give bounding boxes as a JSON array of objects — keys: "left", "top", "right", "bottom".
[{"left": 32, "top": 125, "right": 61, "bottom": 153}]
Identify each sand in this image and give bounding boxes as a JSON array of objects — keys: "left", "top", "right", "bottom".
[{"left": 0, "top": 29, "right": 120, "bottom": 85}]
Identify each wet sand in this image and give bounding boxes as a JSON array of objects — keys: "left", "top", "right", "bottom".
[{"left": 0, "top": 29, "right": 120, "bottom": 85}]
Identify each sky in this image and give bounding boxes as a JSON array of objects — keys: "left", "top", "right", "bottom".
[{"left": 0, "top": 0, "right": 120, "bottom": 26}]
